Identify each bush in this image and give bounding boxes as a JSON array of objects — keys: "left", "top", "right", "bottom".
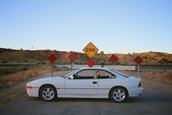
[
  {"left": 0, "top": 80, "right": 4, "bottom": 88},
  {"left": 0, "top": 69, "right": 16, "bottom": 76},
  {"left": 1, "top": 60, "right": 8, "bottom": 63}
]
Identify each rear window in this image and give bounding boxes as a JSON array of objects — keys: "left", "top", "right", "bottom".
[{"left": 111, "top": 69, "right": 129, "bottom": 78}]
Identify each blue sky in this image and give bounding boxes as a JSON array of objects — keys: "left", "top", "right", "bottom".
[{"left": 0, "top": 0, "right": 172, "bottom": 53}]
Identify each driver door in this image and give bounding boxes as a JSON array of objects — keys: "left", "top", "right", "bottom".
[{"left": 64, "top": 69, "right": 98, "bottom": 95}]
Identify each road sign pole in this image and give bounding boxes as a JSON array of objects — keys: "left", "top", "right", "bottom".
[
  {"left": 51, "top": 64, "right": 53, "bottom": 77},
  {"left": 137, "top": 64, "right": 140, "bottom": 77},
  {"left": 71, "top": 62, "right": 73, "bottom": 70}
]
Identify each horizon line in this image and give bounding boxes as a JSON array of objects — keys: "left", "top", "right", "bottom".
[{"left": 0, "top": 47, "right": 171, "bottom": 55}]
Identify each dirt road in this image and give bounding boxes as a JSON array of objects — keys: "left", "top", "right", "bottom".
[{"left": 0, "top": 70, "right": 172, "bottom": 115}]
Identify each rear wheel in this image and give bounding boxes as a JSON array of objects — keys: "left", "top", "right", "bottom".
[
  {"left": 110, "top": 87, "right": 128, "bottom": 102},
  {"left": 40, "top": 85, "right": 57, "bottom": 101}
]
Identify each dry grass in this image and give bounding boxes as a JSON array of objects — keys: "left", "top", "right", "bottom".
[
  {"left": 120, "top": 69, "right": 172, "bottom": 84},
  {"left": 0, "top": 66, "right": 51, "bottom": 86},
  {"left": 140, "top": 70, "right": 172, "bottom": 84}
]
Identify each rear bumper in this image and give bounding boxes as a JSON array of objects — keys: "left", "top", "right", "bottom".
[{"left": 128, "top": 87, "right": 143, "bottom": 97}]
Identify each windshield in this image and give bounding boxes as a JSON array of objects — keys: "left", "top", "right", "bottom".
[{"left": 63, "top": 69, "right": 80, "bottom": 79}]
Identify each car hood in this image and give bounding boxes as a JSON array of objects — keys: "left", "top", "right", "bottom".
[{"left": 27, "top": 76, "right": 64, "bottom": 86}]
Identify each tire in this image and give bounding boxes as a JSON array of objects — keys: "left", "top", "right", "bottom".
[
  {"left": 40, "top": 85, "right": 57, "bottom": 101},
  {"left": 110, "top": 87, "right": 128, "bottom": 103}
]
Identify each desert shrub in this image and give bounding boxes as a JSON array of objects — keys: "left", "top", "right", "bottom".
[
  {"left": 0, "top": 69, "right": 17, "bottom": 76},
  {"left": 1, "top": 60, "right": 8, "bottom": 63},
  {"left": 0, "top": 80, "right": 4, "bottom": 88},
  {"left": 20, "top": 66, "right": 30, "bottom": 71},
  {"left": 141, "top": 70, "right": 172, "bottom": 84},
  {"left": 0, "top": 66, "right": 51, "bottom": 87},
  {"left": 0, "top": 64, "right": 33, "bottom": 76},
  {"left": 56, "top": 61, "right": 65, "bottom": 65},
  {"left": 75, "top": 61, "right": 82, "bottom": 64}
]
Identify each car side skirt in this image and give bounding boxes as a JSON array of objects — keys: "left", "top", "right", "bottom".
[{"left": 58, "top": 94, "right": 108, "bottom": 98}]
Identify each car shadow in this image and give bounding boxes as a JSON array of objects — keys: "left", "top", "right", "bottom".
[
  {"left": 29, "top": 97, "right": 144, "bottom": 103},
  {"left": 27, "top": 89, "right": 172, "bottom": 104}
]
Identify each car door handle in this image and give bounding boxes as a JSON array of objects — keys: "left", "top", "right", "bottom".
[{"left": 92, "top": 81, "right": 97, "bottom": 84}]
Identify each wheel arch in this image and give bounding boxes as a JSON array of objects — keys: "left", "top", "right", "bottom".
[
  {"left": 39, "top": 84, "right": 57, "bottom": 98},
  {"left": 109, "top": 86, "right": 129, "bottom": 98}
]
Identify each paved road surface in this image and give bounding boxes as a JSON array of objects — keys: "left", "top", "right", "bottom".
[{"left": 0, "top": 71, "right": 172, "bottom": 115}]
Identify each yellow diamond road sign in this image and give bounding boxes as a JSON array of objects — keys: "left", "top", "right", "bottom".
[{"left": 83, "top": 42, "right": 99, "bottom": 58}]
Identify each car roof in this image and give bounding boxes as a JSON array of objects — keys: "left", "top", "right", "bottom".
[
  {"left": 78, "top": 67, "right": 129, "bottom": 78},
  {"left": 78, "top": 67, "right": 123, "bottom": 74},
  {"left": 79, "top": 67, "right": 111, "bottom": 71}
]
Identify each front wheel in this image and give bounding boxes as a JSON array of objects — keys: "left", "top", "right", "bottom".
[
  {"left": 40, "top": 85, "right": 57, "bottom": 101},
  {"left": 110, "top": 87, "right": 128, "bottom": 102}
]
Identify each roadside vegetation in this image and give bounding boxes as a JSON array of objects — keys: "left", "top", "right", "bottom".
[
  {"left": 140, "top": 70, "right": 172, "bottom": 84},
  {"left": 0, "top": 48, "right": 172, "bottom": 88},
  {"left": 0, "top": 65, "right": 52, "bottom": 88},
  {"left": 0, "top": 64, "right": 33, "bottom": 76},
  {"left": 122, "top": 69, "right": 172, "bottom": 84}
]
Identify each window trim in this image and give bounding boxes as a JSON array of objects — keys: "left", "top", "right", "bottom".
[{"left": 72, "top": 69, "right": 116, "bottom": 80}]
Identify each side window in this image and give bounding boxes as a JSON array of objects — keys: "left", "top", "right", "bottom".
[
  {"left": 73, "top": 70, "right": 95, "bottom": 79},
  {"left": 96, "top": 70, "right": 116, "bottom": 79},
  {"left": 72, "top": 69, "right": 116, "bottom": 79}
]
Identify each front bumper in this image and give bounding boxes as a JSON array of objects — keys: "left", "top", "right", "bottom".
[{"left": 26, "top": 86, "right": 39, "bottom": 97}]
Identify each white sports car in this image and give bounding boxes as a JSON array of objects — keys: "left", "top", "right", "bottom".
[{"left": 26, "top": 68, "right": 143, "bottom": 102}]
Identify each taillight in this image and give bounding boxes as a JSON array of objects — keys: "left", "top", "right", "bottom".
[
  {"left": 138, "top": 82, "right": 141, "bottom": 87},
  {"left": 26, "top": 86, "right": 32, "bottom": 89}
]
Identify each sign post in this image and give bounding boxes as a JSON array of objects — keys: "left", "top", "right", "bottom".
[
  {"left": 48, "top": 53, "right": 57, "bottom": 76},
  {"left": 68, "top": 52, "right": 77, "bottom": 70},
  {"left": 83, "top": 42, "right": 99, "bottom": 67},
  {"left": 138, "top": 64, "right": 140, "bottom": 77},
  {"left": 134, "top": 56, "right": 143, "bottom": 77}
]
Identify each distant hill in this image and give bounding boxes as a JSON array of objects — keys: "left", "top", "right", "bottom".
[{"left": 0, "top": 48, "right": 172, "bottom": 65}]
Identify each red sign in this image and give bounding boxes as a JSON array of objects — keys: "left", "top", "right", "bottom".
[
  {"left": 109, "top": 54, "right": 118, "bottom": 63},
  {"left": 86, "top": 59, "right": 95, "bottom": 67},
  {"left": 68, "top": 52, "right": 77, "bottom": 62},
  {"left": 134, "top": 56, "right": 143, "bottom": 64},
  {"left": 48, "top": 54, "right": 57, "bottom": 63}
]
